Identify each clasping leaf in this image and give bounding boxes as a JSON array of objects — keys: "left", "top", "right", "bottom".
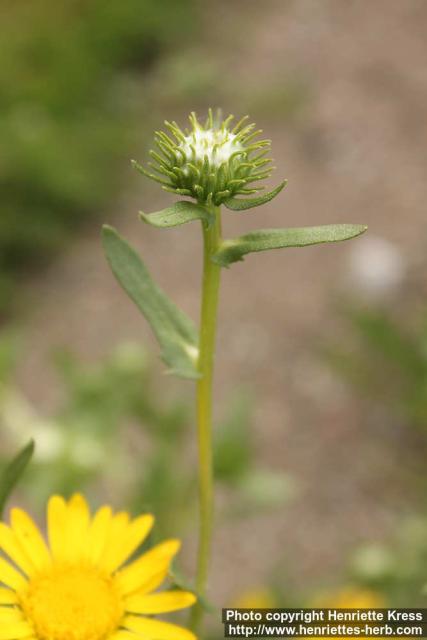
[
  {"left": 213, "top": 224, "right": 368, "bottom": 267},
  {"left": 140, "top": 201, "right": 213, "bottom": 229},
  {"left": 103, "top": 226, "right": 199, "bottom": 379},
  {"left": 169, "top": 566, "right": 216, "bottom": 613}
]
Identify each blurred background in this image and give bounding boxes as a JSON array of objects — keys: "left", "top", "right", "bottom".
[{"left": 1, "top": 0, "right": 427, "bottom": 632}]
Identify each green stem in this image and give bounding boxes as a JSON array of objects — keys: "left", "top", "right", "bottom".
[{"left": 190, "top": 205, "right": 222, "bottom": 634}]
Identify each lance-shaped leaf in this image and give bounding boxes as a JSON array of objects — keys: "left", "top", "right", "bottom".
[
  {"left": 140, "top": 200, "right": 213, "bottom": 229},
  {"left": 212, "top": 224, "right": 368, "bottom": 267},
  {"left": 0, "top": 440, "right": 34, "bottom": 517},
  {"left": 224, "top": 180, "right": 287, "bottom": 211},
  {"left": 103, "top": 226, "right": 199, "bottom": 379}
]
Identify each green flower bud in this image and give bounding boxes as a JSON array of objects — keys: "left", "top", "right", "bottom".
[{"left": 133, "top": 109, "right": 275, "bottom": 206}]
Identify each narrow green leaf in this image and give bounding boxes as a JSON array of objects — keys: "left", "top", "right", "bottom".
[
  {"left": 212, "top": 224, "right": 368, "bottom": 267},
  {"left": 102, "top": 226, "right": 199, "bottom": 379},
  {"left": 0, "top": 440, "right": 35, "bottom": 517},
  {"left": 224, "top": 179, "right": 287, "bottom": 211},
  {"left": 140, "top": 201, "right": 213, "bottom": 229}
]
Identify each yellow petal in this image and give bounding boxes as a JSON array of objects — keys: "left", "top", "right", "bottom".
[
  {"left": 64, "top": 494, "right": 90, "bottom": 561},
  {"left": 0, "top": 557, "right": 27, "bottom": 591},
  {"left": 121, "top": 567, "right": 171, "bottom": 600},
  {"left": 0, "top": 523, "right": 34, "bottom": 576},
  {"left": 103, "top": 514, "right": 154, "bottom": 572},
  {"left": 0, "top": 607, "right": 23, "bottom": 622},
  {"left": 125, "top": 589, "right": 196, "bottom": 614},
  {"left": 109, "top": 633, "right": 136, "bottom": 640},
  {"left": 47, "top": 495, "right": 68, "bottom": 561},
  {"left": 124, "top": 615, "right": 196, "bottom": 640},
  {"left": 84, "top": 505, "right": 113, "bottom": 564},
  {"left": 116, "top": 539, "right": 181, "bottom": 595},
  {"left": 0, "top": 621, "right": 33, "bottom": 640},
  {"left": 0, "top": 588, "right": 17, "bottom": 604},
  {"left": 10, "top": 509, "right": 51, "bottom": 571},
  {"left": 97, "top": 512, "right": 129, "bottom": 570}
]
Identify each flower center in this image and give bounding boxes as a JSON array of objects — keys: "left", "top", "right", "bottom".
[
  {"left": 20, "top": 565, "right": 123, "bottom": 640},
  {"left": 180, "top": 127, "right": 243, "bottom": 166}
]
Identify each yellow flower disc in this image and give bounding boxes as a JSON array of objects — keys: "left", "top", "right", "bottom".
[{"left": 20, "top": 565, "right": 122, "bottom": 640}]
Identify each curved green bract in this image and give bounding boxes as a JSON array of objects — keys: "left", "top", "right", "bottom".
[
  {"left": 140, "top": 201, "right": 213, "bottom": 228},
  {"left": 102, "top": 225, "right": 200, "bottom": 379},
  {"left": 223, "top": 180, "right": 287, "bottom": 211},
  {"left": 212, "top": 224, "right": 368, "bottom": 267}
]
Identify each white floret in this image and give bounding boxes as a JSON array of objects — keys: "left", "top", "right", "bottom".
[{"left": 180, "top": 127, "right": 243, "bottom": 166}]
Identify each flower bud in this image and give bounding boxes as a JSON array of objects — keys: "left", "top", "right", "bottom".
[{"left": 134, "top": 109, "right": 275, "bottom": 206}]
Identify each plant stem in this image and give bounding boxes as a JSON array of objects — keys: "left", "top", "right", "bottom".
[{"left": 190, "top": 205, "right": 222, "bottom": 634}]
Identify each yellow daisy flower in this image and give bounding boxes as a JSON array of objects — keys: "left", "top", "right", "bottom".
[{"left": 0, "top": 494, "right": 196, "bottom": 640}]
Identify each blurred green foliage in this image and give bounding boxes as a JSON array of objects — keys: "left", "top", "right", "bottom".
[
  {"left": 221, "top": 514, "right": 427, "bottom": 615},
  {"left": 325, "top": 306, "right": 427, "bottom": 429},
  {"left": 350, "top": 517, "right": 427, "bottom": 606},
  {"left": 0, "top": 336, "right": 292, "bottom": 538},
  {"left": 310, "top": 296, "right": 427, "bottom": 606},
  {"left": 0, "top": 0, "right": 196, "bottom": 309}
]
